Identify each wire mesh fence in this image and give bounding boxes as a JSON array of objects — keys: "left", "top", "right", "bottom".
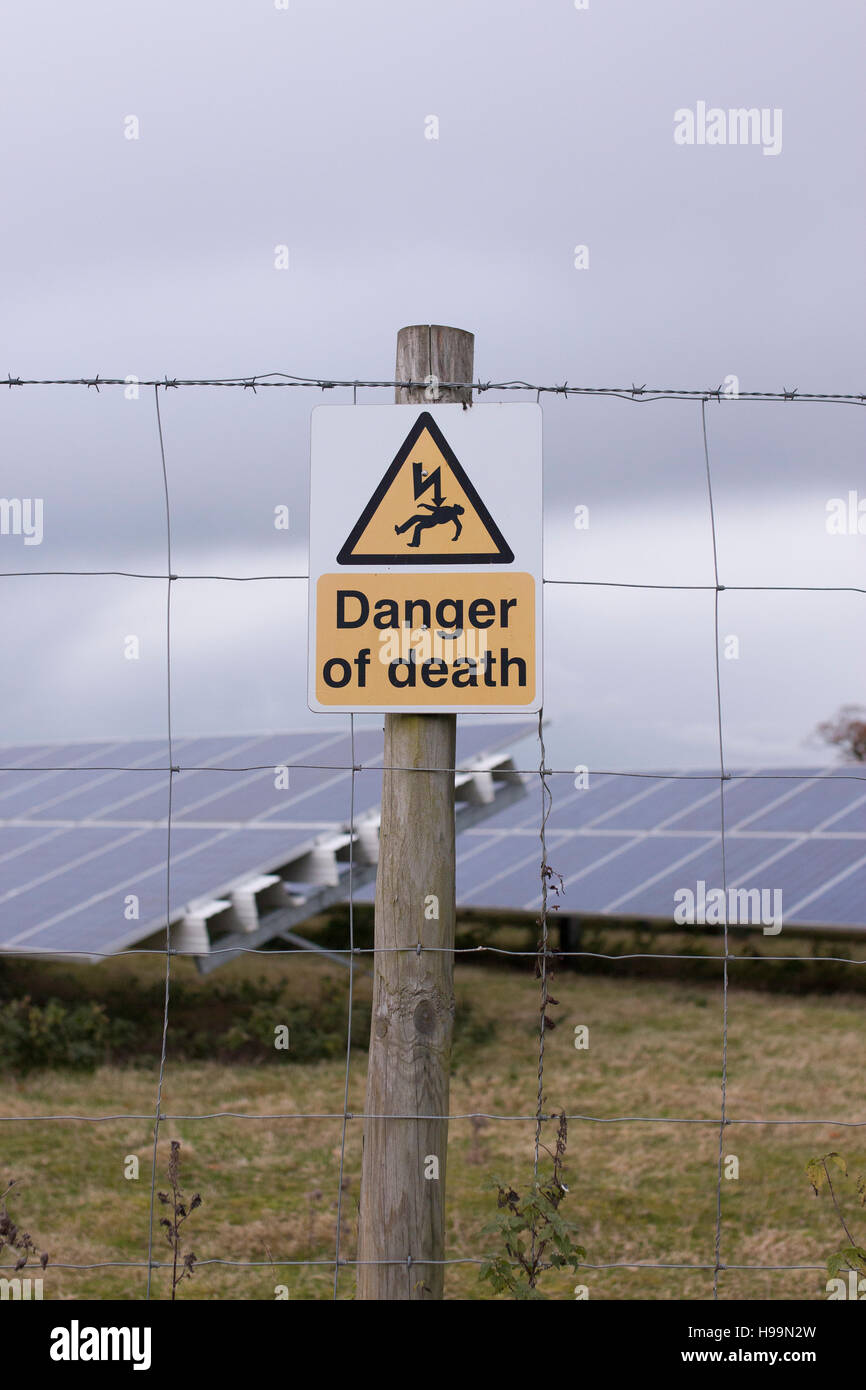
[{"left": 1, "top": 375, "right": 863, "bottom": 1300}]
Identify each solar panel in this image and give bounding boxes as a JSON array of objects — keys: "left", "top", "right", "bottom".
[
  {"left": 0, "top": 720, "right": 534, "bottom": 963},
  {"left": 738, "top": 782, "right": 866, "bottom": 833},
  {"left": 573, "top": 779, "right": 707, "bottom": 831},
  {"left": 3, "top": 728, "right": 863, "bottom": 959},
  {"left": 556, "top": 834, "right": 722, "bottom": 916},
  {"left": 800, "top": 860, "right": 866, "bottom": 925},
  {"left": 455, "top": 766, "right": 866, "bottom": 931}
]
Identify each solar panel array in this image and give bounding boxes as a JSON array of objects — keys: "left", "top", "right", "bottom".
[
  {"left": 452, "top": 765, "right": 866, "bottom": 930},
  {"left": 2, "top": 728, "right": 864, "bottom": 960},
  {"left": 0, "top": 721, "right": 533, "bottom": 959}
]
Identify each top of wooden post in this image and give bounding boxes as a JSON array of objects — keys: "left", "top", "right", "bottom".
[{"left": 395, "top": 324, "right": 474, "bottom": 406}]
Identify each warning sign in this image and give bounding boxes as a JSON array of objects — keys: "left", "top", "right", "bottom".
[
  {"left": 337, "top": 411, "right": 513, "bottom": 565},
  {"left": 308, "top": 404, "right": 542, "bottom": 713},
  {"left": 315, "top": 572, "right": 535, "bottom": 706}
]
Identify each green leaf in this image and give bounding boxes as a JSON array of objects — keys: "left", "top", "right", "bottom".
[
  {"left": 484, "top": 1177, "right": 517, "bottom": 1201},
  {"left": 827, "top": 1252, "right": 846, "bottom": 1278},
  {"left": 546, "top": 1210, "right": 568, "bottom": 1238},
  {"left": 480, "top": 1217, "right": 505, "bottom": 1237},
  {"left": 825, "top": 1152, "right": 849, "bottom": 1178},
  {"left": 806, "top": 1158, "right": 826, "bottom": 1195}
]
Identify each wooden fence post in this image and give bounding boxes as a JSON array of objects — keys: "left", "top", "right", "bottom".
[{"left": 356, "top": 325, "right": 474, "bottom": 1300}]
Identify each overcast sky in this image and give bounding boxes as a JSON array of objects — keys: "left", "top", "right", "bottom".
[{"left": 0, "top": 0, "right": 863, "bottom": 773}]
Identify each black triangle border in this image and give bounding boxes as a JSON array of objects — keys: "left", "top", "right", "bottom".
[{"left": 336, "top": 410, "right": 515, "bottom": 565}]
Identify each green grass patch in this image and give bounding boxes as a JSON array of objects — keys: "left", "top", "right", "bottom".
[{"left": 1, "top": 951, "right": 863, "bottom": 1299}]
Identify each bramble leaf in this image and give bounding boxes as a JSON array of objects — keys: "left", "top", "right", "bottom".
[
  {"left": 806, "top": 1158, "right": 826, "bottom": 1195},
  {"left": 840, "top": 1246, "right": 866, "bottom": 1275}
]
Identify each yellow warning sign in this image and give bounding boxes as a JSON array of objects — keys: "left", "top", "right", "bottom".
[
  {"left": 315, "top": 572, "right": 536, "bottom": 707},
  {"left": 309, "top": 403, "right": 542, "bottom": 712},
  {"left": 337, "top": 411, "right": 513, "bottom": 565}
]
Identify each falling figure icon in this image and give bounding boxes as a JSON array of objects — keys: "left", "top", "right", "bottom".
[{"left": 395, "top": 500, "right": 465, "bottom": 548}]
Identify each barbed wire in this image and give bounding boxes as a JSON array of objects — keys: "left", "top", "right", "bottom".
[{"left": 2, "top": 372, "right": 865, "bottom": 403}]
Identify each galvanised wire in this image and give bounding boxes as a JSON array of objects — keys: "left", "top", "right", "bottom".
[
  {"left": 0, "top": 573, "right": 863, "bottom": 596},
  {"left": 332, "top": 713, "right": 357, "bottom": 1298},
  {"left": 1, "top": 1110, "right": 864, "bottom": 1126},
  {"left": 1, "top": 378, "right": 863, "bottom": 1297},
  {"left": 2, "top": 948, "right": 865, "bottom": 964},
  {"left": 1, "top": 762, "right": 864, "bottom": 776},
  {"left": 701, "top": 397, "right": 730, "bottom": 1302},
  {"left": 144, "top": 384, "right": 177, "bottom": 1301},
  {"left": 8, "top": 1257, "right": 832, "bottom": 1272}
]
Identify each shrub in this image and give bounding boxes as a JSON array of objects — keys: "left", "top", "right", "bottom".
[
  {"left": 221, "top": 978, "right": 373, "bottom": 1063},
  {"left": 0, "top": 969, "right": 497, "bottom": 1071},
  {"left": 0, "top": 996, "right": 111, "bottom": 1074}
]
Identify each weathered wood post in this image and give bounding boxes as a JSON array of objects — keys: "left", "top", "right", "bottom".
[{"left": 356, "top": 325, "right": 474, "bottom": 1300}]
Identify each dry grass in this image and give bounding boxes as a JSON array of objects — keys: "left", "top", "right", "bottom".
[{"left": 1, "top": 951, "right": 863, "bottom": 1300}]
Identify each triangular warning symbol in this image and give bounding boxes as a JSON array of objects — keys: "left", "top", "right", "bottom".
[{"left": 337, "top": 411, "right": 514, "bottom": 565}]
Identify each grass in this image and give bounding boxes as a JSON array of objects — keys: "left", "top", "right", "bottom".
[{"left": 1, "top": 947, "right": 863, "bottom": 1300}]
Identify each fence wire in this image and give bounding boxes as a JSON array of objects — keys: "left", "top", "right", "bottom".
[
  {"left": 143, "top": 383, "right": 176, "bottom": 1299},
  {"left": 2, "top": 372, "right": 864, "bottom": 404},
  {"left": 0, "top": 374, "right": 863, "bottom": 1302}
]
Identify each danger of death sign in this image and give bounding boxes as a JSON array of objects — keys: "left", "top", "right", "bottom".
[{"left": 308, "top": 404, "right": 542, "bottom": 713}]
